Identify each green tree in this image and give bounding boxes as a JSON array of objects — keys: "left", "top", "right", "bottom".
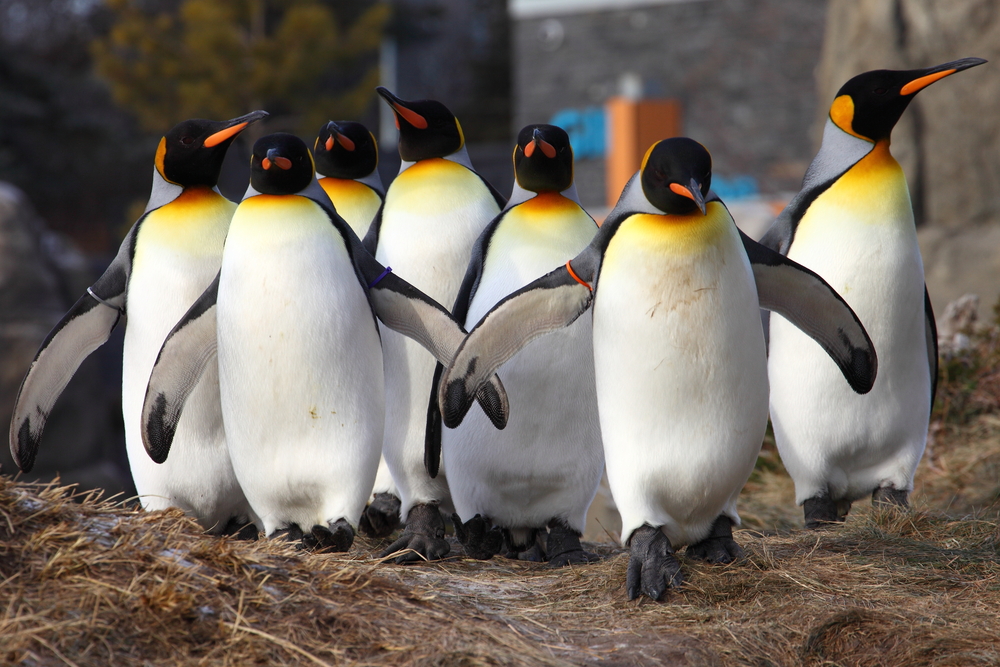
[{"left": 92, "top": 0, "right": 388, "bottom": 135}]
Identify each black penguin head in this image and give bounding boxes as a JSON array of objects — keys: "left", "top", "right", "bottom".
[
  {"left": 375, "top": 87, "right": 464, "bottom": 162},
  {"left": 513, "top": 124, "right": 574, "bottom": 193},
  {"left": 155, "top": 110, "right": 269, "bottom": 186},
  {"left": 640, "top": 137, "right": 711, "bottom": 216},
  {"left": 829, "top": 57, "right": 986, "bottom": 143},
  {"left": 249, "top": 133, "right": 315, "bottom": 195},
  {"left": 313, "top": 120, "right": 378, "bottom": 179}
]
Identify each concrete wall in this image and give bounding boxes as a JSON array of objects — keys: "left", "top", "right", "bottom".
[{"left": 511, "top": 0, "right": 828, "bottom": 207}]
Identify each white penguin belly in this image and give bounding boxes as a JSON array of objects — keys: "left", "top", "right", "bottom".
[
  {"left": 217, "top": 195, "right": 384, "bottom": 535},
  {"left": 375, "top": 159, "right": 501, "bottom": 514},
  {"left": 593, "top": 210, "right": 768, "bottom": 547},
  {"left": 443, "top": 197, "right": 602, "bottom": 532},
  {"left": 768, "top": 161, "right": 930, "bottom": 504},
  {"left": 122, "top": 190, "right": 250, "bottom": 531}
]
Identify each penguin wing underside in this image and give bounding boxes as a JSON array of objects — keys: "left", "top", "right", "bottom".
[
  {"left": 438, "top": 263, "right": 594, "bottom": 429},
  {"left": 363, "top": 266, "right": 509, "bottom": 429},
  {"left": 9, "top": 290, "right": 124, "bottom": 472},
  {"left": 141, "top": 274, "right": 220, "bottom": 464},
  {"left": 741, "top": 231, "right": 877, "bottom": 394}
]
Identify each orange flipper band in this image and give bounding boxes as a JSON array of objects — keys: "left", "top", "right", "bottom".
[{"left": 566, "top": 261, "right": 592, "bottom": 291}]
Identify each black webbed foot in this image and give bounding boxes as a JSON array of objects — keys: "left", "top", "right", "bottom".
[
  {"left": 302, "top": 519, "right": 354, "bottom": 553},
  {"left": 545, "top": 519, "right": 599, "bottom": 567},
  {"left": 220, "top": 516, "right": 259, "bottom": 541},
  {"left": 871, "top": 485, "right": 909, "bottom": 508},
  {"left": 359, "top": 492, "right": 402, "bottom": 538},
  {"left": 379, "top": 503, "right": 450, "bottom": 564},
  {"left": 453, "top": 513, "right": 504, "bottom": 560},
  {"left": 803, "top": 494, "right": 850, "bottom": 530},
  {"left": 626, "top": 524, "right": 683, "bottom": 601},
  {"left": 269, "top": 524, "right": 304, "bottom": 542},
  {"left": 685, "top": 515, "right": 743, "bottom": 564}
]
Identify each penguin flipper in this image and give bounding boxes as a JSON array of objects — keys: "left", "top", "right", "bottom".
[
  {"left": 141, "top": 274, "right": 220, "bottom": 464},
  {"left": 357, "top": 255, "right": 509, "bottom": 428},
  {"left": 740, "top": 231, "right": 877, "bottom": 394},
  {"left": 439, "top": 261, "right": 595, "bottom": 429},
  {"left": 925, "top": 285, "right": 939, "bottom": 409},
  {"left": 9, "top": 257, "right": 128, "bottom": 472}
]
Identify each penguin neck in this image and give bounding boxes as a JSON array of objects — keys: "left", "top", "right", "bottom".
[
  {"left": 144, "top": 167, "right": 186, "bottom": 213},
  {"left": 316, "top": 168, "right": 385, "bottom": 197},
  {"left": 398, "top": 144, "right": 474, "bottom": 175},
  {"left": 505, "top": 181, "right": 581, "bottom": 211},
  {"left": 801, "top": 119, "right": 877, "bottom": 193}
]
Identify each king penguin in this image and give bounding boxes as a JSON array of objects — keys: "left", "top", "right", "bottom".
[
  {"left": 313, "top": 120, "right": 384, "bottom": 237},
  {"left": 139, "top": 133, "right": 508, "bottom": 553},
  {"left": 761, "top": 57, "right": 986, "bottom": 529},
  {"left": 437, "top": 138, "right": 877, "bottom": 600},
  {"left": 440, "top": 124, "right": 603, "bottom": 565},
  {"left": 10, "top": 110, "right": 268, "bottom": 535},
  {"left": 366, "top": 87, "right": 506, "bottom": 562}
]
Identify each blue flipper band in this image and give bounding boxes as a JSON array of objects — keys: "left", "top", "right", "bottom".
[
  {"left": 87, "top": 287, "right": 124, "bottom": 314},
  {"left": 369, "top": 266, "right": 392, "bottom": 288}
]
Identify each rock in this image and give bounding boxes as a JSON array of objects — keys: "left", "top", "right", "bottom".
[
  {"left": 0, "top": 182, "right": 131, "bottom": 496},
  {"left": 936, "top": 293, "right": 979, "bottom": 356}
]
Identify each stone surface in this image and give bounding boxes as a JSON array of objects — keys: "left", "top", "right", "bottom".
[{"left": 0, "top": 182, "right": 130, "bottom": 495}]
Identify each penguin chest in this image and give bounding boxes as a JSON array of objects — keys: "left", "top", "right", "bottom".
[
  {"left": 467, "top": 194, "right": 597, "bottom": 324},
  {"left": 318, "top": 177, "right": 382, "bottom": 239},
  {"left": 126, "top": 188, "right": 234, "bottom": 362},
  {"left": 592, "top": 209, "right": 768, "bottom": 517},
  {"left": 376, "top": 158, "right": 500, "bottom": 303},
  {"left": 217, "top": 195, "right": 384, "bottom": 444}
]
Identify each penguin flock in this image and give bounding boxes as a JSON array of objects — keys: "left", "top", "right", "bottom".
[{"left": 7, "top": 56, "right": 986, "bottom": 601}]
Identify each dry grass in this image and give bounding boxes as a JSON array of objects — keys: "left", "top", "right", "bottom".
[{"left": 4, "top": 328, "right": 1000, "bottom": 666}]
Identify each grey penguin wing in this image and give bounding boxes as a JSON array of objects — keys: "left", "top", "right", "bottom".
[
  {"left": 351, "top": 246, "right": 509, "bottom": 430},
  {"left": 9, "top": 238, "right": 130, "bottom": 472},
  {"left": 438, "top": 250, "right": 598, "bottom": 430},
  {"left": 740, "top": 230, "right": 877, "bottom": 394},
  {"left": 141, "top": 273, "right": 220, "bottom": 464},
  {"left": 925, "top": 286, "right": 938, "bottom": 408}
]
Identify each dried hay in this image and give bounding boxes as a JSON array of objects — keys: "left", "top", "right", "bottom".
[{"left": 4, "top": 321, "right": 1000, "bottom": 666}]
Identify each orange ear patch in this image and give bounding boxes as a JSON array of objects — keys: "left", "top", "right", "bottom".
[
  {"left": 900, "top": 69, "right": 956, "bottom": 95},
  {"left": 325, "top": 136, "right": 335, "bottom": 151},
  {"left": 262, "top": 157, "right": 271, "bottom": 170},
  {"left": 204, "top": 122, "right": 247, "bottom": 147},
  {"left": 537, "top": 138, "right": 557, "bottom": 158},
  {"left": 336, "top": 132, "right": 355, "bottom": 151},
  {"left": 669, "top": 182, "right": 695, "bottom": 200},
  {"left": 391, "top": 103, "right": 428, "bottom": 129},
  {"left": 524, "top": 140, "right": 535, "bottom": 157}
]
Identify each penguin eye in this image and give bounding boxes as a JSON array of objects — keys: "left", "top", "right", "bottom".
[
  {"left": 180, "top": 135, "right": 195, "bottom": 146},
  {"left": 654, "top": 169, "right": 666, "bottom": 181},
  {"left": 873, "top": 87, "right": 887, "bottom": 95}
]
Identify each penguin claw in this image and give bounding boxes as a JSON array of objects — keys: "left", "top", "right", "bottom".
[
  {"left": 626, "top": 525, "right": 683, "bottom": 601},
  {"left": 359, "top": 493, "right": 402, "bottom": 538},
  {"left": 379, "top": 503, "right": 450, "bottom": 563},
  {"left": 302, "top": 519, "right": 354, "bottom": 553},
  {"left": 803, "top": 494, "right": 850, "bottom": 530},
  {"left": 545, "top": 519, "right": 599, "bottom": 568},
  {"left": 453, "top": 513, "right": 504, "bottom": 560},
  {"left": 685, "top": 516, "right": 744, "bottom": 564}
]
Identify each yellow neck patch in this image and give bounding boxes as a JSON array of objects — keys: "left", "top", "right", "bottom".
[
  {"left": 154, "top": 137, "right": 180, "bottom": 184},
  {"left": 829, "top": 95, "right": 870, "bottom": 141}
]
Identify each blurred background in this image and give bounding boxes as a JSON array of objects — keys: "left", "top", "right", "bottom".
[{"left": 1, "top": 0, "right": 998, "bottom": 504}]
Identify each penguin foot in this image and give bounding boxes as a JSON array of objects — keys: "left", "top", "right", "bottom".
[
  {"left": 379, "top": 503, "right": 450, "bottom": 564},
  {"left": 803, "top": 495, "right": 850, "bottom": 529},
  {"left": 359, "top": 492, "right": 402, "bottom": 538},
  {"left": 453, "top": 513, "right": 504, "bottom": 560},
  {"left": 685, "top": 515, "right": 743, "bottom": 564},
  {"left": 872, "top": 485, "right": 909, "bottom": 508},
  {"left": 626, "top": 525, "right": 683, "bottom": 601},
  {"left": 270, "top": 524, "right": 304, "bottom": 542},
  {"left": 501, "top": 528, "right": 542, "bottom": 560},
  {"left": 545, "top": 520, "right": 599, "bottom": 568},
  {"left": 303, "top": 519, "right": 355, "bottom": 553},
  {"left": 220, "top": 516, "right": 259, "bottom": 541}
]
